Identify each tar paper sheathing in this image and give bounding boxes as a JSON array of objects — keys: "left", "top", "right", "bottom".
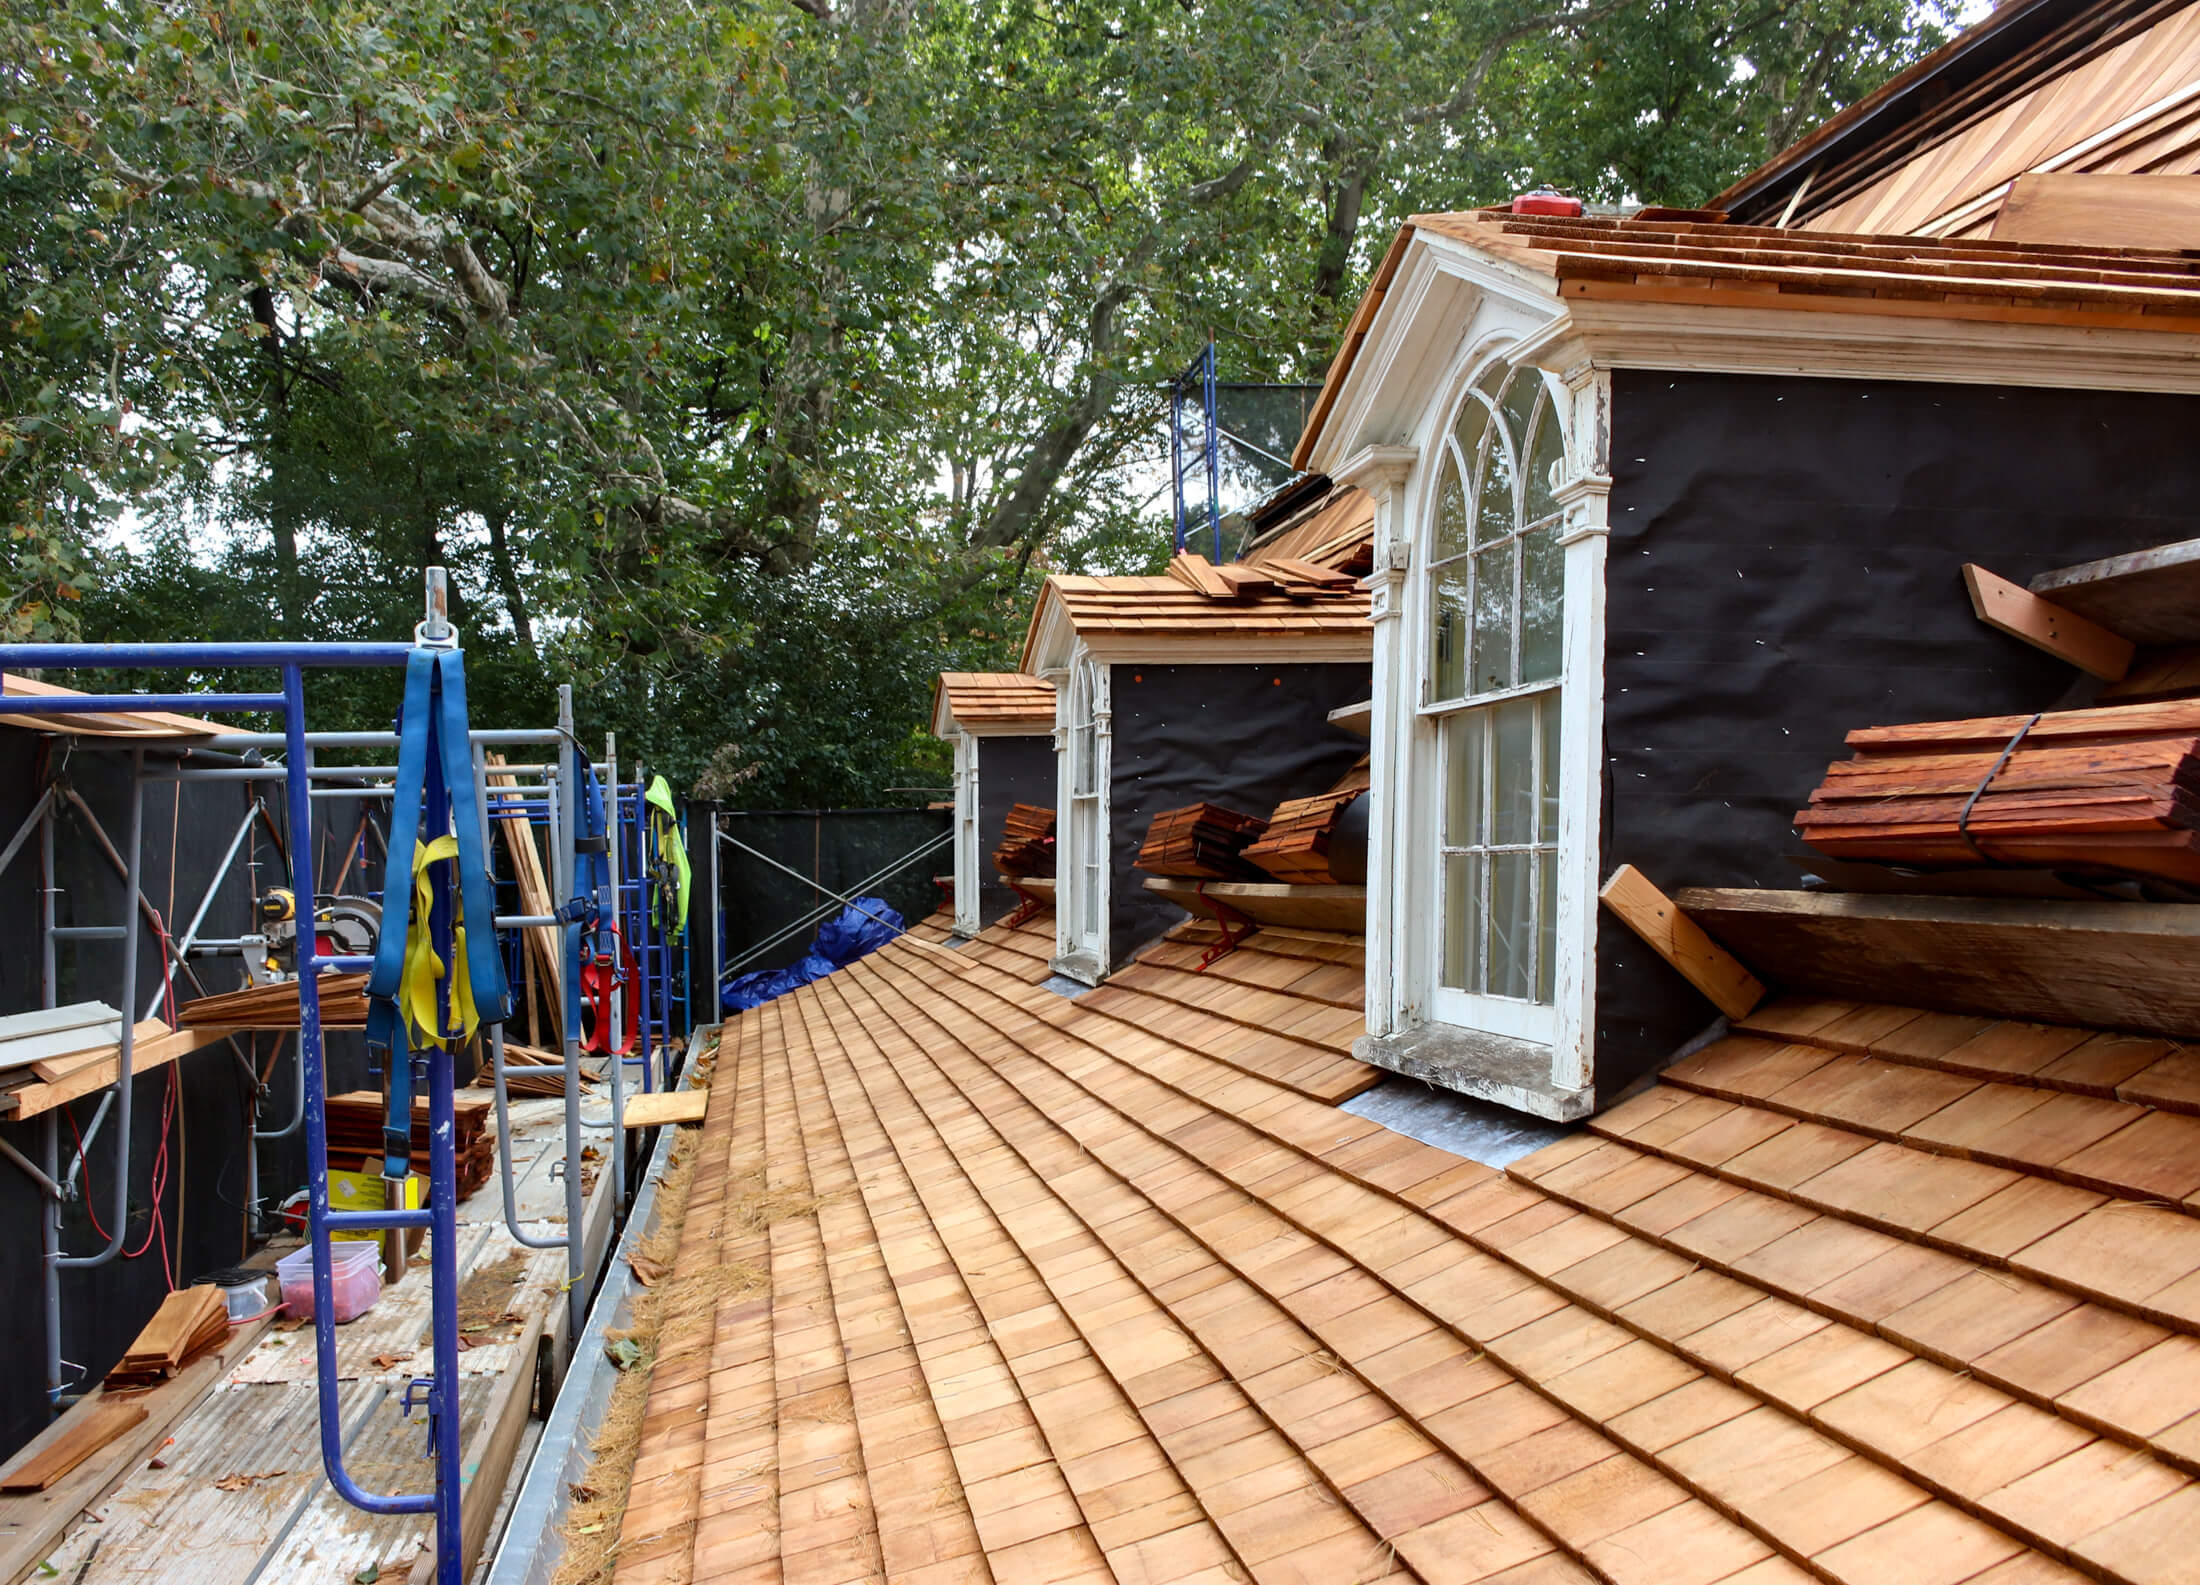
[
  {"left": 0, "top": 732, "right": 299, "bottom": 1459},
  {"left": 975, "top": 733, "right": 1058, "bottom": 928},
  {"left": 1107, "top": 662, "right": 1370, "bottom": 967},
  {"left": 1598, "top": 369, "right": 2200, "bottom": 1098}
]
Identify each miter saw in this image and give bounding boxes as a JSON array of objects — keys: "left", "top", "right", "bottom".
[{"left": 241, "top": 889, "right": 383, "bottom": 984}]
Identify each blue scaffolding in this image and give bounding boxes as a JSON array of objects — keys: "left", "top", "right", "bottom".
[
  {"left": 1170, "top": 337, "right": 1223, "bottom": 560},
  {"left": 0, "top": 578, "right": 584, "bottom": 1585}
]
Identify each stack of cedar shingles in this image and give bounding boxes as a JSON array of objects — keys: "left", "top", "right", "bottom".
[
  {"left": 1795, "top": 698, "right": 2200, "bottom": 883},
  {"left": 991, "top": 804, "right": 1056, "bottom": 878},
  {"left": 325, "top": 1091, "right": 495, "bottom": 1199},
  {"left": 177, "top": 973, "right": 369, "bottom": 1029},
  {"left": 1135, "top": 803, "right": 1271, "bottom": 881},
  {"left": 1242, "top": 789, "right": 1361, "bottom": 883},
  {"left": 1166, "top": 550, "right": 1358, "bottom": 602},
  {"left": 105, "top": 1285, "right": 227, "bottom": 1391}
]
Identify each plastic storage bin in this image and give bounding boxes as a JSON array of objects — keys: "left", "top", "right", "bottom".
[{"left": 276, "top": 1243, "right": 382, "bottom": 1323}]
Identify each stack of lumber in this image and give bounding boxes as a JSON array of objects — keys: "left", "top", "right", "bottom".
[
  {"left": 486, "top": 753, "right": 563, "bottom": 1044},
  {"left": 1794, "top": 699, "right": 2200, "bottom": 884},
  {"left": 1167, "top": 550, "right": 1358, "bottom": 603},
  {"left": 177, "top": 973, "right": 369, "bottom": 1029},
  {"left": 1135, "top": 803, "right": 1271, "bottom": 881},
  {"left": 1242, "top": 789, "right": 1362, "bottom": 884},
  {"left": 468, "top": 1041, "right": 594, "bottom": 1098},
  {"left": 325, "top": 1091, "right": 496, "bottom": 1200},
  {"left": 104, "top": 1286, "right": 227, "bottom": 1392},
  {"left": 992, "top": 805, "right": 1056, "bottom": 878}
]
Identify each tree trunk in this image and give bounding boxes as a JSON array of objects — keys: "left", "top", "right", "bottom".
[
  {"left": 484, "top": 502, "right": 536, "bottom": 656},
  {"left": 1311, "top": 149, "right": 1377, "bottom": 309}
]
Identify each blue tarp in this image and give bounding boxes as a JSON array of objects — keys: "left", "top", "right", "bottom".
[{"left": 721, "top": 897, "right": 905, "bottom": 1013}]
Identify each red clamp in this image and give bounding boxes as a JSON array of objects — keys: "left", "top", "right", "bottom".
[
  {"left": 1192, "top": 881, "right": 1255, "bottom": 971},
  {"left": 1004, "top": 880, "right": 1046, "bottom": 930}
]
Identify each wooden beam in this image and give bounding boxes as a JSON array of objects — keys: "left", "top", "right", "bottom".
[
  {"left": 2030, "top": 537, "right": 2200, "bottom": 647},
  {"left": 1598, "top": 865, "right": 1767, "bottom": 1022},
  {"left": 1141, "top": 877, "right": 1366, "bottom": 931},
  {"left": 421, "top": 1308, "right": 547, "bottom": 1584},
  {"left": 0, "top": 1401, "right": 145, "bottom": 1493},
  {"left": 1677, "top": 888, "right": 2200, "bottom": 1040},
  {"left": 4, "top": 1025, "right": 231, "bottom": 1120},
  {"left": 1963, "top": 563, "right": 2133, "bottom": 680},
  {"left": 622, "top": 1087, "right": 709, "bottom": 1129}
]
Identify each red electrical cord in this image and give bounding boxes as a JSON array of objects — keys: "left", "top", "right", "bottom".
[{"left": 64, "top": 908, "right": 185, "bottom": 1290}]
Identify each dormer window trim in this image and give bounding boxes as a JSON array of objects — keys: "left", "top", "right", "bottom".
[
  {"left": 1052, "top": 645, "right": 1111, "bottom": 984},
  {"left": 1362, "top": 306, "right": 1611, "bottom": 1120},
  {"left": 949, "top": 730, "right": 981, "bottom": 937}
]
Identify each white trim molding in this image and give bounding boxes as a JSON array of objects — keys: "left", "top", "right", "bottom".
[
  {"left": 950, "top": 731, "right": 981, "bottom": 939},
  {"left": 1353, "top": 281, "right": 1609, "bottom": 1121},
  {"left": 1051, "top": 648, "right": 1112, "bottom": 985}
]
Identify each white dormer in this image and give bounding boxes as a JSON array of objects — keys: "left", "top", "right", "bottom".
[
  {"left": 929, "top": 672, "right": 1057, "bottom": 937},
  {"left": 1300, "top": 207, "right": 2200, "bottom": 1120},
  {"left": 1021, "top": 561, "right": 1375, "bottom": 983}
]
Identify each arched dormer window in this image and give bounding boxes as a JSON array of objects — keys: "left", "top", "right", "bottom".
[{"left": 1425, "top": 359, "right": 1567, "bottom": 1017}]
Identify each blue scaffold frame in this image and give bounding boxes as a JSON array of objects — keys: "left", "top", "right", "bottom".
[{"left": 0, "top": 627, "right": 481, "bottom": 1581}]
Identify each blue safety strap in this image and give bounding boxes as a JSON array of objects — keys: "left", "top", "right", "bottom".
[{"left": 365, "top": 648, "right": 512, "bottom": 1180}]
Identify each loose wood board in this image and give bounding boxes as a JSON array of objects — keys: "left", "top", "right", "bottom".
[
  {"left": 1992, "top": 173, "right": 2200, "bottom": 253},
  {"left": 622, "top": 1088, "right": 709, "bottom": 1129},
  {"left": 2029, "top": 537, "right": 2200, "bottom": 647},
  {"left": 0, "top": 1313, "right": 273, "bottom": 1583},
  {"left": 1677, "top": 888, "right": 2200, "bottom": 1039},
  {"left": 3, "top": 1025, "right": 231, "bottom": 1119},
  {"left": 0, "top": 1401, "right": 145, "bottom": 1493},
  {"left": 1600, "top": 865, "right": 1765, "bottom": 1021},
  {"left": 1141, "top": 877, "right": 1367, "bottom": 931},
  {"left": 1963, "top": 563, "right": 2133, "bottom": 679}
]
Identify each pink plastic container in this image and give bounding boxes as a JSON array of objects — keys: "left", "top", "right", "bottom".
[{"left": 276, "top": 1243, "right": 382, "bottom": 1323}]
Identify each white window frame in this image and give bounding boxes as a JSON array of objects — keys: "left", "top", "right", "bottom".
[
  {"left": 1422, "top": 361, "right": 1569, "bottom": 1045},
  {"left": 1385, "top": 332, "right": 1607, "bottom": 1106},
  {"left": 950, "top": 730, "right": 981, "bottom": 937},
  {"left": 1052, "top": 650, "right": 1111, "bottom": 982}
]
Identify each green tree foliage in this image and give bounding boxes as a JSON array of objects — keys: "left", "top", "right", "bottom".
[{"left": 3, "top": 0, "right": 1956, "bottom": 800}]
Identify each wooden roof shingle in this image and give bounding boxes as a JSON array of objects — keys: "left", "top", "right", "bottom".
[
  {"left": 932, "top": 670, "right": 1056, "bottom": 736},
  {"left": 597, "top": 881, "right": 2200, "bottom": 1582}
]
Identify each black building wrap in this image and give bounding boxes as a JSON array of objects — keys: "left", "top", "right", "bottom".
[
  {"left": 0, "top": 731, "right": 266, "bottom": 1458},
  {"left": 1598, "top": 369, "right": 2200, "bottom": 1097},
  {"left": 1107, "top": 662, "right": 1370, "bottom": 967},
  {"left": 974, "top": 733, "right": 1058, "bottom": 929}
]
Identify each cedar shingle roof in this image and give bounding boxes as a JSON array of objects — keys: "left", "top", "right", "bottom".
[
  {"left": 1294, "top": 206, "right": 2200, "bottom": 468},
  {"left": 601, "top": 889, "right": 2200, "bottom": 1583},
  {"left": 933, "top": 671, "right": 1056, "bottom": 736},
  {"left": 1415, "top": 210, "right": 2200, "bottom": 321},
  {"left": 1245, "top": 484, "right": 1376, "bottom": 572},
  {"left": 1019, "top": 572, "right": 1372, "bottom": 670}
]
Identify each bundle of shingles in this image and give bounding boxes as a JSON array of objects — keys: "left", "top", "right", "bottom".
[
  {"left": 325, "top": 1091, "right": 496, "bottom": 1200},
  {"left": 1242, "top": 789, "right": 1362, "bottom": 883},
  {"left": 176, "top": 973, "right": 369, "bottom": 1029},
  {"left": 992, "top": 804, "right": 1056, "bottom": 878},
  {"left": 104, "top": 1285, "right": 228, "bottom": 1392},
  {"left": 1795, "top": 698, "right": 2200, "bottom": 884},
  {"left": 1135, "top": 803, "right": 1271, "bottom": 881},
  {"left": 1167, "top": 551, "right": 1358, "bottom": 602}
]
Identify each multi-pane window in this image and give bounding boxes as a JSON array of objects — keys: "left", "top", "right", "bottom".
[{"left": 1428, "top": 362, "right": 1566, "bottom": 1008}]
